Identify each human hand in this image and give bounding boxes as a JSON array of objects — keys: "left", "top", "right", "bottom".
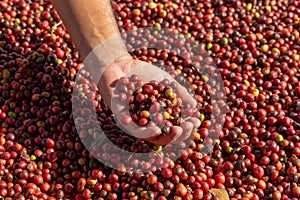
[{"left": 97, "top": 54, "right": 200, "bottom": 146}]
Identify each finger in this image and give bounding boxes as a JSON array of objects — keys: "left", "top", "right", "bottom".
[
  {"left": 147, "top": 137, "right": 167, "bottom": 146},
  {"left": 149, "top": 126, "right": 183, "bottom": 146},
  {"left": 135, "top": 125, "right": 162, "bottom": 139},
  {"left": 113, "top": 99, "right": 127, "bottom": 115},
  {"left": 187, "top": 117, "right": 201, "bottom": 130},
  {"left": 175, "top": 84, "right": 197, "bottom": 108},
  {"left": 172, "top": 121, "right": 194, "bottom": 144},
  {"left": 169, "top": 126, "right": 184, "bottom": 144},
  {"left": 120, "top": 123, "right": 161, "bottom": 139}
]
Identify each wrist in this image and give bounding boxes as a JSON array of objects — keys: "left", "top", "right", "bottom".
[{"left": 83, "top": 34, "right": 129, "bottom": 84}]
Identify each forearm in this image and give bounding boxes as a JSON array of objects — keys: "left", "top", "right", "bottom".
[{"left": 52, "top": 0, "right": 126, "bottom": 59}]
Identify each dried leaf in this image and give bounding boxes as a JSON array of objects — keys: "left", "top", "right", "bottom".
[{"left": 209, "top": 188, "right": 230, "bottom": 200}]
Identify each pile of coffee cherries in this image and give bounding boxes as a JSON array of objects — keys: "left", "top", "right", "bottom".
[{"left": 116, "top": 74, "right": 193, "bottom": 135}]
